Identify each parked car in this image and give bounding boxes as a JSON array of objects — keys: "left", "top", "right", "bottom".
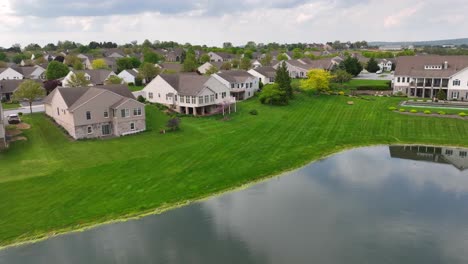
[{"left": 7, "top": 114, "right": 21, "bottom": 124}]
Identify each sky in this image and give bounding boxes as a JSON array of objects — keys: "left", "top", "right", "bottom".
[{"left": 0, "top": 0, "right": 467, "bottom": 48}]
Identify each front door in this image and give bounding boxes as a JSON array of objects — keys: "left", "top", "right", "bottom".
[{"left": 102, "top": 124, "right": 111, "bottom": 136}]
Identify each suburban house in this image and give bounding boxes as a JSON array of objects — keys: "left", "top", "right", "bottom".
[
  {"left": 165, "top": 48, "right": 184, "bottom": 62},
  {"left": 197, "top": 61, "right": 224, "bottom": 74},
  {"left": 118, "top": 69, "right": 144, "bottom": 84},
  {"left": 248, "top": 66, "right": 276, "bottom": 85},
  {"left": 0, "top": 103, "right": 6, "bottom": 150},
  {"left": 103, "top": 49, "right": 126, "bottom": 58},
  {"left": 142, "top": 73, "right": 236, "bottom": 116},
  {"left": 274, "top": 58, "right": 337, "bottom": 78},
  {"left": 62, "top": 70, "right": 117, "bottom": 87},
  {"left": 379, "top": 45, "right": 403, "bottom": 51},
  {"left": 102, "top": 57, "right": 118, "bottom": 73},
  {"left": 252, "top": 60, "right": 262, "bottom": 68},
  {"left": 13, "top": 66, "right": 46, "bottom": 79},
  {"left": 378, "top": 59, "right": 393, "bottom": 72},
  {"left": 208, "top": 52, "right": 235, "bottom": 62},
  {"left": 77, "top": 54, "right": 94, "bottom": 69},
  {"left": 1, "top": 80, "right": 28, "bottom": 101},
  {"left": 44, "top": 85, "right": 146, "bottom": 139},
  {"left": 393, "top": 55, "right": 468, "bottom": 100},
  {"left": 155, "top": 63, "right": 183, "bottom": 74},
  {"left": 0, "top": 68, "right": 23, "bottom": 80},
  {"left": 212, "top": 70, "right": 259, "bottom": 100}
]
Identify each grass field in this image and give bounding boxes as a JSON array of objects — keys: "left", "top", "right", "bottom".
[
  {"left": 128, "top": 85, "right": 144, "bottom": 92},
  {"left": 1, "top": 93, "right": 468, "bottom": 246},
  {"left": 1, "top": 102, "right": 20, "bottom": 110}
]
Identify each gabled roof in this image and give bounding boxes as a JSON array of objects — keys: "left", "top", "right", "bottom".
[
  {"left": 12, "top": 66, "right": 44, "bottom": 78},
  {"left": 0, "top": 79, "right": 42, "bottom": 94},
  {"left": 285, "top": 58, "right": 334, "bottom": 71},
  {"left": 251, "top": 66, "right": 276, "bottom": 78},
  {"left": 73, "top": 69, "right": 114, "bottom": 85},
  {"left": 122, "top": 69, "right": 139, "bottom": 77},
  {"left": 210, "top": 51, "right": 235, "bottom": 59},
  {"left": 159, "top": 73, "right": 210, "bottom": 96},
  {"left": 103, "top": 49, "right": 126, "bottom": 57},
  {"left": 395, "top": 55, "right": 468, "bottom": 77},
  {"left": 216, "top": 70, "right": 255, "bottom": 83},
  {"left": 158, "top": 63, "right": 182, "bottom": 73}
]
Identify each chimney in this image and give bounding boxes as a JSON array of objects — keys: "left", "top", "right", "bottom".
[{"left": 444, "top": 61, "right": 448, "bottom": 69}]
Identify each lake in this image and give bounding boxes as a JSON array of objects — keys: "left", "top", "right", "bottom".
[{"left": 1, "top": 145, "right": 468, "bottom": 264}]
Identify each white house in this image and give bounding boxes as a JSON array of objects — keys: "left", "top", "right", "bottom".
[
  {"left": 197, "top": 62, "right": 224, "bottom": 75},
  {"left": 62, "top": 70, "right": 117, "bottom": 87},
  {"left": 393, "top": 55, "right": 468, "bottom": 100},
  {"left": 252, "top": 60, "right": 262, "bottom": 68},
  {"left": 212, "top": 70, "right": 259, "bottom": 100},
  {"left": 0, "top": 68, "right": 23, "bottom": 80},
  {"left": 208, "top": 52, "right": 235, "bottom": 62},
  {"left": 118, "top": 69, "right": 144, "bottom": 85},
  {"left": 13, "top": 66, "right": 46, "bottom": 80},
  {"left": 77, "top": 54, "right": 93, "bottom": 69},
  {"left": 378, "top": 59, "right": 393, "bottom": 72},
  {"left": 142, "top": 73, "right": 235, "bottom": 116},
  {"left": 248, "top": 66, "right": 276, "bottom": 85},
  {"left": 273, "top": 59, "right": 336, "bottom": 78}
]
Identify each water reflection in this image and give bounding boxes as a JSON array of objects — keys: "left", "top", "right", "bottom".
[{"left": 1, "top": 146, "right": 468, "bottom": 264}]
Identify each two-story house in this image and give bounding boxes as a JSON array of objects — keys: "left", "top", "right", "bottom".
[
  {"left": 142, "top": 73, "right": 236, "bottom": 116},
  {"left": 273, "top": 58, "right": 337, "bottom": 78},
  {"left": 44, "top": 85, "right": 146, "bottom": 139},
  {"left": 0, "top": 67, "right": 23, "bottom": 80},
  {"left": 212, "top": 70, "right": 259, "bottom": 100},
  {"left": 393, "top": 56, "right": 468, "bottom": 100},
  {"left": 62, "top": 70, "right": 117, "bottom": 87},
  {"left": 378, "top": 59, "right": 393, "bottom": 72},
  {"left": 13, "top": 65, "right": 46, "bottom": 80},
  {"left": 248, "top": 66, "right": 276, "bottom": 85}
]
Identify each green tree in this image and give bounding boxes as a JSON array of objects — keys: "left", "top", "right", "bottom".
[
  {"left": 437, "top": 89, "right": 447, "bottom": 100},
  {"left": 333, "top": 69, "right": 352, "bottom": 84},
  {"left": 46, "top": 61, "right": 70, "bottom": 80},
  {"left": 0, "top": 52, "right": 7, "bottom": 62},
  {"left": 105, "top": 75, "right": 123, "bottom": 85},
  {"left": 300, "top": 69, "right": 333, "bottom": 93},
  {"left": 143, "top": 51, "right": 162, "bottom": 64},
  {"left": 64, "top": 55, "right": 81, "bottom": 67},
  {"left": 182, "top": 51, "right": 198, "bottom": 72},
  {"left": 340, "top": 57, "right": 363, "bottom": 76},
  {"left": 231, "top": 59, "right": 239, "bottom": 69},
  {"left": 259, "top": 84, "right": 288, "bottom": 105},
  {"left": 91, "top": 59, "right": 108, "bottom": 69},
  {"left": 205, "top": 65, "right": 219, "bottom": 75},
  {"left": 116, "top": 57, "right": 141, "bottom": 73},
  {"left": 13, "top": 80, "right": 45, "bottom": 114},
  {"left": 366, "top": 57, "right": 380, "bottom": 73},
  {"left": 260, "top": 53, "right": 272, "bottom": 66},
  {"left": 68, "top": 72, "right": 91, "bottom": 87},
  {"left": 220, "top": 62, "right": 232, "bottom": 70},
  {"left": 139, "top": 62, "right": 160, "bottom": 83},
  {"left": 240, "top": 57, "right": 251, "bottom": 70},
  {"left": 275, "top": 61, "right": 293, "bottom": 98},
  {"left": 73, "top": 61, "right": 84, "bottom": 70},
  {"left": 200, "top": 54, "right": 210, "bottom": 64},
  {"left": 292, "top": 48, "right": 303, "bottom": 59},
  {"left": 277, "top": 53, "right": 289, "bottom": 61}
]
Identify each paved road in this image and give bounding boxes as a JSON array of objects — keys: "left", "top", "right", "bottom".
[
  {"left": 355, "top": 72, "right": 394, "bottom": 81},
  {"left": 3, "top": 104, "right": 45, "bottom": 118}
]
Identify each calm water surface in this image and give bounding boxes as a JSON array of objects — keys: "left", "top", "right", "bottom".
[{"left": 2, "top": 145, "right": 468, "bottom": 264}]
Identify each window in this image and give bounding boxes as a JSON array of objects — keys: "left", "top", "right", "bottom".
[
  {"left": 186, "top": 96, "right": 190, "bottom": 103},
  {"left": 130, "top": 123, "right": 135, "bottom": 130},
  {"left": 121, "top": 109, "right": 129, "bottom": 118},
  {"left": 453, "top": 79, "right": 461, "bottom": 86},
  {"left": 231, "top": 83, "right": 235, "bottom": 88},
  {"left": 133, "top": 108, "right": 142, "bottom": 116},
  {"left": 102, "top": 124, "right": 111, "bottom": 135},
  {"left": 192, "top": 96, "right": 196, "bottom": 104},
  {"left": 445, "top": 149, "right": 453, "bottom": 156},
  {"left": 406, "top": 77, "right": 410, "bottom": 82},
  {"left": 149, "top": 92, "right": 153, "bottom": 99},
  {"left": 87, "top": 126, "right": 93, "bottom": 134},
  {"left": 241, "top": 83, "right": 244, "bottom": 88},
  {"left": 180, "top": 96, "right": 185, "bottom": 103},
  {"left": 86, "top": 111, "right": 91, "bottom": 120},
  {"left": 452, "top": 91, "right": 459, "bottom": 99},
  {"left": 222, "top": 92, "right": 226, "bottom": 98},
  {"left": 397, "top": 77, "right": 400, "bottom": 82},
  {"left": 215, "top": 93, "right": 218, "bottom": 99},
  {"left": 175, "top": 95, "right": 178, "bottom": 101},
  {"left": 250, "top": 82, "right": 253, "bottom": 88},
  {"left": 158, "top": 93, "right": 160, "bottom": 98},
  {"left": 104, "top": 111, "right": 109, "bottom": 118},
  {"left": 57, "top": 107, "right": 60, "bottom": 116},
  {"left": 460, "top": 151, "right": 467, "bottom": 158},
  {"left": 210, "top": 95, "right": 215, "bottom": 102},
  {"left": 199, "top": 96, "right": 204, "bottom": 104},
  {"left": 205, "top": 95, "right": 209, "bottom": 103}
]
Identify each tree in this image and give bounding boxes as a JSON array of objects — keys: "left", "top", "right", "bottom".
[
  {"left": 64, "top": 55, "right": 82, "bottom": 67},
  {"left": 292, "top": 48, "right": 303, "bottom": 59},
  {"left": 46, "top": 61, "right": 70, "bottom": 80},
  {"left": 275, "top": 61, "right": 293, "bottom": 98},
  {"left": 166, "top": 118, "right": 180, "bottom": 131},
  {"left": 0, "top": 61, "right": 6, "bottom": 68},
  {"left": 260, "top": 53, "right": 272, "bottom": 66},
  {"left": 73, "top": 61, "right": 84, "bottom": 70},
  {"left": 143, "top": 51, "right": 162, "bottom": 64},
  {"left": 220, "top": 62, "right": 232, "bottom": 70},
  {"left": 68, "top": 72, "right": 91, "bottom": 87},
  {"left": 366, "top": 57, "right": 380, "bottom": 73},
  {"left": 92, "top": 59, "right": 108, "bottom": 69},
  {"left": 300, "top": 69, "right": 333, "bottom": 93},
  {"left": 200, "top": 54, "right": 210, "bottom": 64},
  {"left": 437, "top": 89, "right": 447, "bottom": 100},
  {"left": 340, "top": 57, "right": 363, "bottom": 76},
  {"left": 182, "top": 51, "right": 197, "bottom": 72},
  {"left": 333, "top": 69, "right": 352, "bottom": 84},
  {"left": 105, "top": 75, "right": 123, "bottom": 85},
  {"left": 35, "top": 57, "right": 47, "bottom": 65},
  {"left": 259, "top": 84, "right": 288, "bottom": 105},
  {"left": 43, "top": 80, "right": 61, "bottom": 94},
  {"left": 231, "top": 59, "right": 239, "bottom": 69},
  {"left": 240, "top": 57, "right": 251, "bottom": 70},
  {"left": 13, "top": 80, "right": 45, "bottom": 114},
  {"left": 139, "top": 62, "right": 160, "bottom": 83},
  {"left": 0, "top": 52, "right": 7, "bottom": 62},
  {"left": 205, "top": 65, "right": 219, "bottom": 75},
  {"left": 277, "top": 53, "right": 289, "bottom": 61},
  {"left": 54, "top": 55, "right": 65, "bottom": 63},
  {"left": 116, "top": 57, "right": 141, "bottom": 73}
]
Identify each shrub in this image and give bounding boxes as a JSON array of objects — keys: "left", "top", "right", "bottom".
[
  {"left": 388, "top": 106, "right": 397, "bottom": 111},
  {"left": 166, "top": 118, "right": 180, "bottom": 131},
  {"left": 356, "top": 85, "right": 390, "bottom": 91},
  {"left": 249, "top": 109, "right": 258, "bottom": 115},
  {"left": 399, "top": 108, "right": 406, "bottom": 112},
  {"left": 459, "top": 112, "right": 467, "bottom": 117},
  {"left": 137, "top": 95, "right": 146, "bottom": 103},
  {"left": 18, "top": 112, "right": 23, "bottom": 116},
  {"left": 424, "top": 110, "right": 431, "bottom": 114},
  {"left": 395, "top": 91, "right": 404, "bottom": 97},
  {"left": 338, "top": 91, "right": 345, "bottom": 96},
  {"left": 438, "top": 111, "right": 446, "bottom": 115},
  {"left": 134, "top": 77, "right": 143, "bottom": 86},
  {"left": 128, "top": 82, "right": 135, "bottom": 86},
  {"left": 11, "top": 100, "right": 19, "bottom": 104},
  {"left": 410, "top": 109, "right": 418, "bottom": 113}
]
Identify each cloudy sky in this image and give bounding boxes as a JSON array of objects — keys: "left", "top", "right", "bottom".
[{"left": 0, "top": 0, "right": 467, "bottom": 48}]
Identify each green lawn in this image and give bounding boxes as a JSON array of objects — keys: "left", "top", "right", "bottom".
[
  {"left": 398, "top": 106, "right": 468, "bottom": 115},
  {"left": 1, "top": 102, "right": 20, "bottom": 110},
  {"left": 1, "top": 93, "right": 468, "bottom": 246},
  {"left": 128, "top": 85, "right": 144, "bottom": 92}
]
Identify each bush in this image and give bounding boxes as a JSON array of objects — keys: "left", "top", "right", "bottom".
[
  {"left": 459, "top": 112, "right": 467, "bottom": 117},
  {"left": 128, "top": 82, "right": 135, "bottom": 86},
  {"left": 11, "top": 100, "right": 19, "bottom": 104},
  {"left": 137, "top": 95, "right": 146, "bottom": 103},
  {"left": 18, "top": 112, "right": 23, "bottom": 116},
  {"left": 424, "top": 110, "right": 431, "bottom": 114},
  {"left": 338, "top": 91, "right": 345, "bottom": 96},
  {"left": 134, "top": 77, "right": 143, "bottom": 86},
  {"left": 438, "top": 111, "right": 446, "bottom": 115},
  {"left": 410, "top": 109, "right": 418, "bottom": 113},
  {"left": 388, "top": 106, "right": 397, "bottom": 111},
  {"left": 356, "top": 85, "right": 391, "bottom": 91},
  {"left": 399, "top": 108, "right": 406, "bottom": 112},
  {"left": 249, "top": 109, "right": 258, "bottom": 115},
  {"left": 395, "top": 91, "right": 404, "bottom": 97}
]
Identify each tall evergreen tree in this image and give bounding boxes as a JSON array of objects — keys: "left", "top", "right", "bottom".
[
  {"left": 275, "top": 62, "right": 293, "bottom": 99},
  {"left": 366, "top": 57, "right": 380, "bottom": 73}
]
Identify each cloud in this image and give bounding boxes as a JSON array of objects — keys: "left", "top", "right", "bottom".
[{"left": 384, "top": 2, "right": 424, "bottom": 28}]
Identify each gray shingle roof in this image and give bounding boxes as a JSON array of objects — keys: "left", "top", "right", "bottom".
[
  {"left": 160, "top": 73, "right": 210, "bottom": 96},
  {"left": 74, "top": 69, "right": 114, "bottom": 85},
  {"left": 251, "top": 66, "right": 276, "bottom": 78},
  {"left": 216, "top": 70, "right": 254, "bottom": 83},
  {"left": 0, "top": 79, "right": 42, "bottom": 94},
  {"left": 395, "top": 55, "right": 468, "bottom": 77}
]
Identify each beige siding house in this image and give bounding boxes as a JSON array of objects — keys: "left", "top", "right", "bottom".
[{"left": 44, "top": 85, "right": 146, "bottom": 139}]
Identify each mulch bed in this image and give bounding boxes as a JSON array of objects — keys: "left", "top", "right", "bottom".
[{"left": 395, "top": 111, "right": 468, "bottom": 120}]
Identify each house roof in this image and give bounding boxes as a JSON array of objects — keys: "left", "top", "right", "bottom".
[
  {"left": 395, "top": 55, "right": 468, "bottom": 77},
  {"left": 159, "top": 63, "right": 182, "bottom": 73},
  {"left": 44, "top": 85, "right": 135, "bottom": 110},
  {"left": 252, "top": 66, "right": 276, "bottom": 78},
  {"left": 211, "top": 52, "right": 235, "bottom": 59},
  {"left": 124, "top": 69, "right": 139, "bottom": 77},
  {"left": 12, "top": 66, "right": 43, "bottom": 78},
  {"left": 160, "top": 73, "right": 210, "bottom": 96},
  {"left": 103, "top": 49, "right": 126, "bottom": 57},
  {"left": 216, "top": 70, "right": 255, "bottom": 83},
  {"left": 74, "top": 69, "right": 114, "bottom": 85},
  {"left": 0, "top": 79, "right": 42, "bottom": 94},
  {"left": 286, "top": 59, "right": 334, "bottom": 71}
]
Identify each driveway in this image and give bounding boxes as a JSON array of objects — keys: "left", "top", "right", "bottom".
[
  {"left": 355, "top": 72, "right": 394, "bottom": 81},
  {"left": 3, "top": 104, "right": 45, "bottom": 118}
]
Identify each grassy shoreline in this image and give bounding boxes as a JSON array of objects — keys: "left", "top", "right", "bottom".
[{"left": 1, "top": 93, "right": 468, "bottom": 247}]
